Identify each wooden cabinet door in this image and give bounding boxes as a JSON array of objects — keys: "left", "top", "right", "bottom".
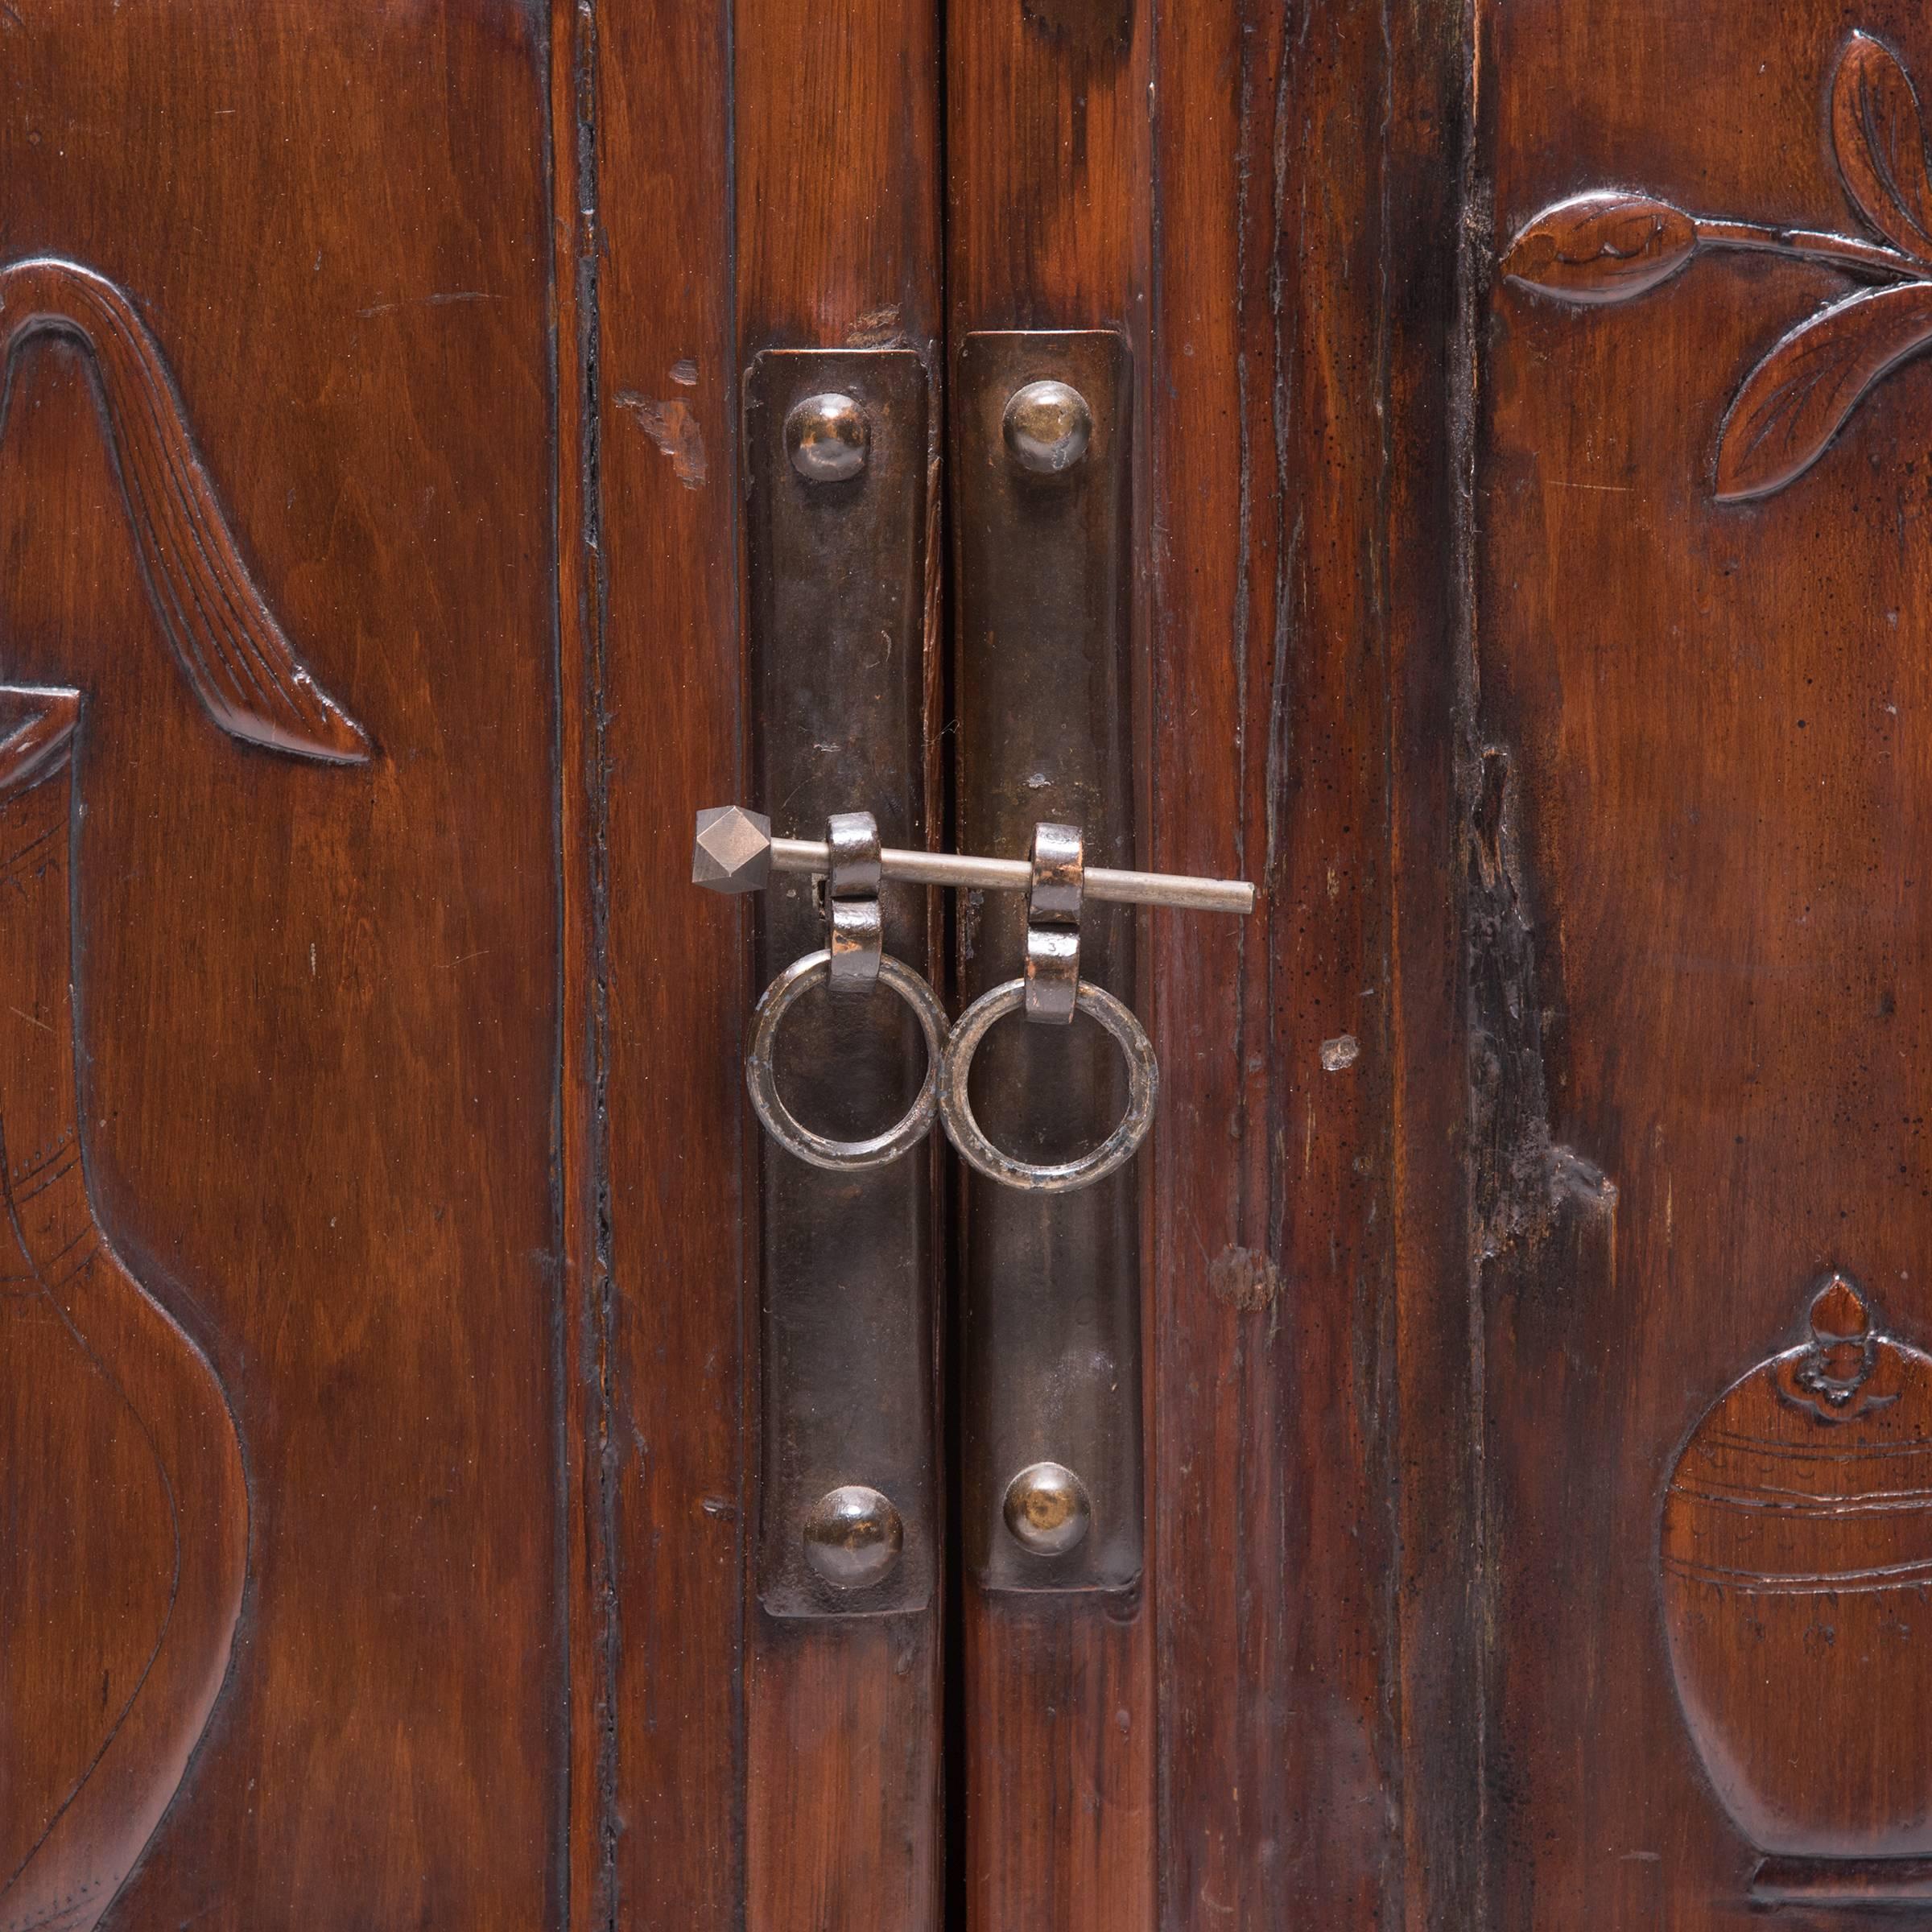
[
  {"left": 16, "top": 1, "right": 1932, "bottom": 1928},
  {"left": 0, "top": 2, "right": 954, "bottom": 1928}
]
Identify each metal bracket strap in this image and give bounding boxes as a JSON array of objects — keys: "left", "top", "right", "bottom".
[
  {"left": 954, "top": 328, "right": 1143, "bottom": 1593},
  {"left": 743, "top": 348, "right": 935, "bottom": 1619}
]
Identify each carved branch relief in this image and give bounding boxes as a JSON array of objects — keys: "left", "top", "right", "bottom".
[
  {"left": 0, "top": 262, "right": 368, "bottom": 1932},
  {"left": 1505, "top": 32, "right": 1932, "bottom": 501}
]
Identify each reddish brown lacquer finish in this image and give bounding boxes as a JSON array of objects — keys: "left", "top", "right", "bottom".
[
  {"left": 0, "top": 250, "right": 374, "bottom": 1926},
  {"left": 561, "top": 0, "right": 749, "bottom": 1922},
  {"left": 1147, "top": 0, "right": 1426, "bottom": 1922},
  {"left": 0, "top": 695, "right": 247, "bottom": 1932}
]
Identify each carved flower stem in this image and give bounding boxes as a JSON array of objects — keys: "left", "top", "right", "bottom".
[
  {"left": 1503, "top": 36, "right": 1932, "bottom": 499},
  {"left": 1693, "top": 217, "right": 1924, "bottom": 282}
]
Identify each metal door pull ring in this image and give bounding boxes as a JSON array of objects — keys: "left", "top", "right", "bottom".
[
  {"left": 939, "top": 979, "right": 1158, "bottom": 1194},
  {"left": 746, "top": 950, "right": 949, "bottom": 1170}
]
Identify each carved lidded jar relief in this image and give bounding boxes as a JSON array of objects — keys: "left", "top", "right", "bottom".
[{"left": 1662, "top": 1274, "right": 1932, "bottom": 1902}]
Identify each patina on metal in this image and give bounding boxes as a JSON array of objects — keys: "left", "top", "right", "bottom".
[
  {"left": 954, "top": 328, "right": 1144, "bottom": 1592},
  {"left": 1023, "top": 820, "right": 1084, "bottom": 1022},
  {"left": 825, "top": 808, "right": 884, "bottom": 997},
  {"left": 1001, "top": 1461, "right": 1094, "bottom": 1558},
  {"left": 1001, "top": 379, "right": 1094, "bottom": 476},
  {"left": 745, "top": 348, "right": 935, "bottom": 1618},
  {"left": 801, "top": 1484, "right": 905, "bottom": 1588},
  {"left": 784, "top": 390, "right": 869, "bottom": 482},
  {"left": 939, "top": 977, "right": 1156, "bottom": 1193}
]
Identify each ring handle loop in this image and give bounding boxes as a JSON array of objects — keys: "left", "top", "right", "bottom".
[
  {"left": 939, "top": 977, "right": 1159, "bottom": 1194},
  {"left": 747, "top": 950, "right": 949, "bottom": 1170}
]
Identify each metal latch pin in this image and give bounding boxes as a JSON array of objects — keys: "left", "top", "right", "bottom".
[{"left": 692, "top": 804, "right": 1256, "bottom": 916}]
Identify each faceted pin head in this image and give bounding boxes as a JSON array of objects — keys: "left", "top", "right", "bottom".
[{"left": 692, "top": 805, "right": 773, "bottom": 893}]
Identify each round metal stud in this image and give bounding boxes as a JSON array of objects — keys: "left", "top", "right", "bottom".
[
  {"left": 785, "top": 391, "right": 869, "bottom": 483},
  {"left": 803, "top": 1484, "right": 905, "bottom": 1587},
  {"left": 747, "top": 950, "right": 948, "bottom": 1170},
  {"left": 1002, "top": 1462, "right": 1092, "bottom": 1557},
  {"left": 1001, "top": 380, "right": 1093, "bottom": 475},
  {"left": 938, "top": 978, "right": 1158, "bottom": 1193}
]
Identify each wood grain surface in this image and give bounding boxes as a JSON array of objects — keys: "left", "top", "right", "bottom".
[
  {"left": 560, "top": 0, "right": 749, "bottom": 1924},
  {"left": 1146, "top": 0, "right": 1422, "bottom": 1920}
]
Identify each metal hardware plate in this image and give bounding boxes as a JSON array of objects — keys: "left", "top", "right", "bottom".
[
  {"left": 745, "top": 348, "right": 935, "bottom": 1617},
  {"left": 954, "top": 329, "right": 1142, "bottom": 1592}
]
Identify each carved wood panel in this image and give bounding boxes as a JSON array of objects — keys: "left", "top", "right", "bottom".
[
  {"left": 1472, "top": 0, "right": 1932, "bottom": 1919},
  {"left": 1505, "top": 31, "right": 1932, "bottom": 502},
  {"left": 0, "top": 7, "right": 564, "bottom": 1925},
  {"left": 0, "top": 246, "right": 374, "bottom": 1928}
]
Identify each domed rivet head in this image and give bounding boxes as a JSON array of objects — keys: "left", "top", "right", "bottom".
[
  {"left": 786, "top": 391, "right": 869, "bottom": 482},
  {"left": 1002, "top": 1461, "right": 1092, "bottom": 1557},
  {"left": 1001, "top": 380, "right": 1093, "bottom": 475},
  {"left": 802, "top": 1484, "right": 903, "bottom": 1587}
]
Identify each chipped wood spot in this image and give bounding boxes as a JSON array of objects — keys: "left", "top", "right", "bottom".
[
  {"left": 846, "top": 305, "right": 903, "bottom": 347},
  {"left": 616, "top": 391, "right": 706, "bottom": 487},
  {"left": 1467, "top": 744, "right": 1617, "bottom": 1263},
  {"left": 1208, "top": 1245, "right": 1282, "bottom": 1311},
  {"left": 1321, "top": 1034, "right": 1360, "bottom": 1071}
]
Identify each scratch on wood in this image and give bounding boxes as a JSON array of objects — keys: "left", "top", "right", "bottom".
[
  {"left": 616, "top": 391, "right": 707, "bottom": 487},
  {"left": 1466, "top": 744, "right": 1616, "bottom": 1263},
  {"left": 356, "top": 290, "right": 497, "bottom": 318}
]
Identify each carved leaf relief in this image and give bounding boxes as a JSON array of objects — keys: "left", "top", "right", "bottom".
[
  {"left": 1832, "top": 31, "right": 1932, "bottom": 265},
  {"left": 1715, "top": 283, "right": 1932, "bottom": 499}
]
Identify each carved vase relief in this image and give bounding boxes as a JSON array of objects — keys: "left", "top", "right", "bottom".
[
  {"left": 1505, "top": 31, "right": 1932, "bottom": 501},
  {"left": 1663, "top": 1274, "right": 1932, "bottom": 1905},
  {"left": 0, "top": 261, "right": 367, "bottom": 1931}
]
